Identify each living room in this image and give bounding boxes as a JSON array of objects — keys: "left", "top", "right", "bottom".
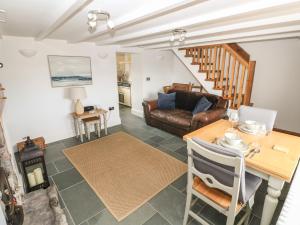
[{"left": 0, "top": 1, "right": 300, "bottom": 225}]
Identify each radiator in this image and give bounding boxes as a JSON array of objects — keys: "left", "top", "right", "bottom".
[{"left": 277, "top": 163, "right": 300, "bottom": 225}]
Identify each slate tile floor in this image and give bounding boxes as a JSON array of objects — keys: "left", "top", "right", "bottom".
[{"left": 45, "top": 106, "right": 288, "bottom": 225}]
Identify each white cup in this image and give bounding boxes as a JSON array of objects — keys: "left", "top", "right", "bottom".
[
  {"left": 224, "top": 132, "right": 242, "bottom": 146},
  {"left": 245, "top": 120, "right": 260, "bottom": 131}
]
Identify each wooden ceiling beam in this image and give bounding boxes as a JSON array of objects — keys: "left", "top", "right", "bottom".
[
  {"left": 35, "top": 0, "right": 94, "bottom": 41},
  {"left": 148, "top": 32, "right": 300, "bottom": 51},
  {"left": 70, "top": 0, "right": 206, "bottom": 43},
  {"left": 96, "top": 0, "right": 300, "bottom": 46}
]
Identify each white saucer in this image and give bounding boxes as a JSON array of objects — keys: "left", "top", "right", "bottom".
[
  {"left": 238, "top": 124, "right": 266, "bottom": 135},
  {"left": 216, "top": 137, "right": 248, "bottom": 152}
]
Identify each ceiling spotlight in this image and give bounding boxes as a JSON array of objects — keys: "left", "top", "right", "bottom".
[
  {"left": 87, "top": 10, "right": 114, "bottom": 33},
  {"left": 107, "top": 19, "right": 114, "bottom": 29},
  {"left": 170, "top": 29, "right": 187, "bottom": 42},
  {"left": 170, "top": 33, "right": 175, "bottom": 42}
]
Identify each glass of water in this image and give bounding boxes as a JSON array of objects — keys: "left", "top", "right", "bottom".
[{"left": 229, "top": 110, "right": 239, "bottom": 128}]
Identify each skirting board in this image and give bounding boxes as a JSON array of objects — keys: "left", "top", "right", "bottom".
[
  {"left": 273, "top": 128, "right": 300, "bottom": 137},
  {"left": 131, "top": 108, "right": 144, "bottom": 118}
]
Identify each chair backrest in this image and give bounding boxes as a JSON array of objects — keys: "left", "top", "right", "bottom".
[
  {"left": 172, "top": 83, "right": 192, "bottom": 92},
  {"left": 188, "top": 138, "right": 246, "bottom": 205},
  {"left": 238, "top": 105, "right": 277, "bottom": 132}
]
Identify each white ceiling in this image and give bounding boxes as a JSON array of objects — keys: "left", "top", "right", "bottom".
[{"left": 1, "top": 0, "right": 300, "bottom": 49}]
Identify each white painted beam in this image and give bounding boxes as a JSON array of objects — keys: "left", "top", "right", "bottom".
[
  {"left": 150, "top": 32, "right": 300, "bottom": 51},
  {"left": 70, "top": 0, "right": 206, "bottom": 43},
  {"left": 144, "top": 26, "right": 300, "bottom": 49},
  {"left": 35, "top": 0, "right": 94, "bottom": 41},
  {"left": 96, "top": 0, "right": 300, "bottom": 45},
  {"left": 124, "top": 13, "right": 300, "bottom": 47}
]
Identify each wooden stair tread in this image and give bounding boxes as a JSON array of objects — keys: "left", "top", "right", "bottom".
[
  {"left": 192, "top": 62, "right": 214, "bottom": 66},
  {"left": 193, "top": 176, "right": 243, "bottom": 211},
  {"left": 198, "top": 68, "right": 218, "bottom": 72},
  {"left": 213, "top": 85, "right": 237, "bottom": 90},
  {"left": 205, "top": 78, "right": 215, "bottom": 81}
]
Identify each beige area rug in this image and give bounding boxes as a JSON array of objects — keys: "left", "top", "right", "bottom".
[{"left": 64, "top": 131, "right": 187, "bottom": 221}]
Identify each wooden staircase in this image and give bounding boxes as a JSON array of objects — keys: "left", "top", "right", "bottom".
[{"left": 179, "top": 43, "right": 256, "bottom": 109}]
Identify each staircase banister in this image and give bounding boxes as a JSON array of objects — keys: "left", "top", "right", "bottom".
[
  {"left": 226, "top": 43, "right": 250, "bottom": 61},
  {"left": 177, "top": 43, "right": 256, "bottom": 109},
  {"left": 223, "top": 44, "right": 249, "bottom": 66}
]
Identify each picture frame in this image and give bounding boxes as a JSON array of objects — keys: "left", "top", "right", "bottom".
[{"left": 47, "top": 55, "right": 92, "bottom": 87}]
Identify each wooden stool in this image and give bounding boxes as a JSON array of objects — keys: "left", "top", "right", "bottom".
[{"left": 82, "top": 116, "right": 101, "bottom": 140}]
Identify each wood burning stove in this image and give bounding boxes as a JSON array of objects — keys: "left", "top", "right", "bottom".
[{"left": 19, "top": 137, "right": 49, "bottom": 193}]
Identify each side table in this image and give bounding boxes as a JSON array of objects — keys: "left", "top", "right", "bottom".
[{"left": 71, "top": 108, "right": 108, "bottom": 142}]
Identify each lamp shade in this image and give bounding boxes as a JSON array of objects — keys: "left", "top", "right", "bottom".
[{"left": 69, "top": 87, "right": 87, "bottom": 100}]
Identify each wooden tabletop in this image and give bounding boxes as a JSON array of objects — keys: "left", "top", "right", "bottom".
[
  {"left": 183, "top": 119, "right": 300, "bottom": 183},
  {"left": 72, "top": 108, "right": 108, "bottom": 119}
]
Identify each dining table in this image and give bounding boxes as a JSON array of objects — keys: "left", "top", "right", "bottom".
[{"left": 183, "top": 119, "right": 300, "bottom": 225}]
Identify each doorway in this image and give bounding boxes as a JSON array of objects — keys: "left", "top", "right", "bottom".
[{"left": 116, "top": 52, "right": 132, "bottom": 108}]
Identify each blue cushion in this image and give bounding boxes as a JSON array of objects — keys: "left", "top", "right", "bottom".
[
  {"left": 157, "top": 92, "right": 176, "bottom": 110},
  {"left": 192, "top": 96, "right": 212, "bottom": 115}
]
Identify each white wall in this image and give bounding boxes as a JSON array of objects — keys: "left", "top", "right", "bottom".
[
  {"left": 171, "top": 53, "right": 199, "bottom": 84},
  {"left": 240, "top": 38, "right": 300, "bottom": 133},
  {"left": 141, "top": 50, "right": 173, "bottom": 100},
  {"left": 0, "top": 36, "right": 121, "bottom": 147},
  {"left": 130, "top": 53, "right": 144, "bottom": 117}
]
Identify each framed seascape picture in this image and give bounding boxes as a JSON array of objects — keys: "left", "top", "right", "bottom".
[{"left": 48, "top": 55, "right": 92, "bottom": 87}]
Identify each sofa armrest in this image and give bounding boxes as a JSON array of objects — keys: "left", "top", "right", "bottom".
[
  {"left": 191, "top": 108, "right": 227, "bottom": 127},
  {"left": 142, "top": 100, "right": 158, "bottom": 125},
  {"left": 142, "top": 100, "right": 158, "bottom": 112}
]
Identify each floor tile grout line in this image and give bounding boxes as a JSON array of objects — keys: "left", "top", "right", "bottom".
[
  {"left": 58, "top": 190, "right": 76, "bottom": 225},
  {"left": 77, "top": 207, "right": 107, "bottom": 225},
  {"left": 50, "top": 165, "right": 76, "bottom": 178},
  {"left": 59, "top": 179, "right": 85, "bottom": 193},
  {"left": 169, "top": 183, "right": 187, "bottom": 197},
  {"left": 52, "top": 161, "right": 60, "bottom": 173},
  {"left": 169, "top": 183, "right": 186, "bottom": 195},
  {"left": 146, "top": 202, "right": 173, "bottom": 225},
  {"left": 46, "top": 155, "right": 66, "bottom": 166}
]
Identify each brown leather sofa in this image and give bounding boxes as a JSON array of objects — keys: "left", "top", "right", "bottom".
[{"left": 142, "top": 90, "right": 228, "bottom": 137}]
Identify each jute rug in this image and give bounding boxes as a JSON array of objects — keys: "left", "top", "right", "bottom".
[{"left": 64, "top": 131, "right": 187, "bottom": 221}]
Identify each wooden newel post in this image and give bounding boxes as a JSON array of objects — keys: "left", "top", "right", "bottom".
[{"left": 244, "top": 61, "right": 256, "bottom": 106}]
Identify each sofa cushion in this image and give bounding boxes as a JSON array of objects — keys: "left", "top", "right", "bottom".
[
  {"left": 151, "top": 109, "right": 192, "bottom": 128},
  {"left": 168, "top": 90, "right": 221, "bottom": 112},
  {"left": 192, "top": 96, "right": 212, "bottom": 115},
  {"left": 157, "top": 92, "right": 176, "bottom": 110},
  {"left": 174, "top": 90, "right": 189, "bottom": 110}
]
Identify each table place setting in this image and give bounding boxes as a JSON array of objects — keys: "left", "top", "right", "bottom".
[
  {"left": 238, "top": 120, "right": 267, "bottom": 136},
  {"left": 213, "top": 130, "right": 261, "bottom": 158}
]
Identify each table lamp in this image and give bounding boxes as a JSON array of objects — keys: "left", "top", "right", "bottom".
[{"left": 69, "top": 87, "right": 87, "bottom": 115}]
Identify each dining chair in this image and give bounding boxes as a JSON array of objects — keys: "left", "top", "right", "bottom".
[
  {"left": 183, "top": 138, "right": 262, "bottom": 225},
  {"left": 238, "top": 105, "right": 277, "bottom": 132}
]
